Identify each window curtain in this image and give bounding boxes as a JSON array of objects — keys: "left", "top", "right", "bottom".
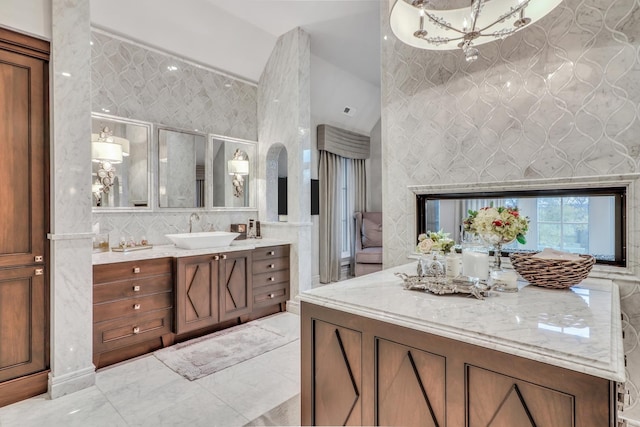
[
  {"left": 318, "top": 124, "right": 370, "bottom": 284},
  {"left": 319, "top": 150, "right": 343, "bottom": 283},
  {"left": 349, "top": 158, "right": 366, "bottom": 275}
]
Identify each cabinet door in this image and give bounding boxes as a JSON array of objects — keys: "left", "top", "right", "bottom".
[
  {"left": 467, "top": 365, "right": 574, "bottom": 427},
  {"left": 0, "top": 266, "right": 46, "bottom": 382},
  {"left": 312, "top": 319, "right": 362, "bottom": 426},
  {"left": 219, "top": 250, "right": 252, "bottom": 321},
  {"left": 376, "top": 338, "right": 445, "bottom": 427},
  {"left": 175, "top": 254, "right": 219, "bottom": 334},
  {"left": 0, "top": 41, "right": 47, "bottom": 269}
]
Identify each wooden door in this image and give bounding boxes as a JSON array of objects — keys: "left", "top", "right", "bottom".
[
  {"left": 0, "top": 30, "right": 47, "bottom": 269},
  {"left": 0, "top": 267, "right": 46, "bottom": 382},
  {"left": 0, "top": 28, "right": 49, "bottom": 405},
  {"left": 219, "top": 250, "right": 252, "bottom": 321},
  {"left": 376, "top": 338, "right": 446, "bottom": 427},
  {"left": 175, "top": 254, "right": 219, "bottom": 334},
  {"left": 312, "top": 319, "right": 362, "bottom": 426}
]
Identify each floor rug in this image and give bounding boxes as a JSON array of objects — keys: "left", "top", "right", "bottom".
[{"left": 154, "top": 322, "right": 296, "bottom": 381}]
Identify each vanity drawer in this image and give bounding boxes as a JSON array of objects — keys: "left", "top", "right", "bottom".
[
  {"left": 253, "top": 270, "right": 289, "bottom": 289},
  {"left": 253, "top": 283, "right": 288, "bottom": 308},
  {"left": 94, "top": 258, "right": 172, "bottom": 284},
  {"left": 253, "top": 245, "right": 290, "bottom": 261},
  {"left": 94, "top": 292, "right": 173, "bottom": 323},
  {"left": 93, "top": 308, "right": 172, "bottom": 354},
  {"left": 94, "top": 273, "right": 173, "bottom": 304},
  {"left": 253, "top": 257, "right": 289, "bottom": 275}
]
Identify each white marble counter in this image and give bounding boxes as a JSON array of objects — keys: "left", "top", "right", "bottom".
[
  {"left": 300, "top": 262, "right": 625, "bottom": 382},
  {"left": 92, "top": 238, "right": 290, "bottom": 265}
]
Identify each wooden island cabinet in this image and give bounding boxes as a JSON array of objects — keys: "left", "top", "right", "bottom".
[{"left": 300, "top": 263, "right": 624, "bottom": 427}]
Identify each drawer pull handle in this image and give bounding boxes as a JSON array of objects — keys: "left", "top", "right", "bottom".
[
  {"left": 133, "top": 304, "right": 141, "bottom": 310},
  {"left": 268, "top": 251, "right": 275, "bottom": 256},
  {"left": 222, "top": 254, "right": 227, "bottom": 260},
  {"left": 269, "top": 293, "right": 275, "bottom": 299},
  {"left": 133, "top": 285, "right": 140, "bottom": 292},
  {"left": 133, "top": 327, "right": 140, "bottom": 334},
  {"left": 269, "top": 277, "right": 275, "bottom": 281},
  {"left": 35, "top": 255, "right": 44, "bottom": 262},
  {"left": 269, "top": 264, "right": 275, "bottom": 269},
  {"left": 35, "top": 268, "right": 44, "bottom": 276},
  {"left": 133, "top": 267, "right": 141, "bottom": 274},
  {"left": 214, "top": 255, "right": 220, "bottom": 261}
]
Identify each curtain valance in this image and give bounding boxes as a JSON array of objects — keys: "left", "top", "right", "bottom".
[{"left": 317, "top": 124, "right": 370, "bottom": 160}]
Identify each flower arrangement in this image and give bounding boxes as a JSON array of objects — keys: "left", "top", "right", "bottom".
[
  {"left": 416, "top": 230, "right": 455, "bottom": 254},
  {"left": 463, "top": 206, "right": 529, "bottom": 244}
]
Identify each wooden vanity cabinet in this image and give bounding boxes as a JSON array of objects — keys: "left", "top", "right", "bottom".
[
  {"left": 252, "top": 245, "right": 290, "bottom": 311},
  {"left": 93, "top": 258, "right": 173, "bottom": 368},
  {"left": 175, "top": 249, "right": 252, "bottom": 334}
]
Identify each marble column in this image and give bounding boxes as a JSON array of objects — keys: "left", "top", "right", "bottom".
[{"left": 49, "top": 0, "right": 95, "bottom": 398}]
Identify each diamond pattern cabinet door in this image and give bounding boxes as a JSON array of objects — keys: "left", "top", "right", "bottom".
[
  {"left": 313, "top": 320, "right": 362, "bottom": 426},
  {"left": 175, "top": 254, "right": 219, "bottom": 334},
  {"left": 376, "top": 338, "right": 445, "bottom": 427},
  {"left": 219, "top": 250, "right": 252, "bottom": 322},
  {"left": 467, "top": 365, "right": 574, "bottom": 427}
]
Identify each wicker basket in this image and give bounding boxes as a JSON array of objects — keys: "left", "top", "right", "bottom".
[{"left": 509, "top": 252, "right": 596, "bottom": 289}]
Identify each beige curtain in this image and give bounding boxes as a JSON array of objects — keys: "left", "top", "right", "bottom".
[
  {"left": 319, "top": 150, "right": 343, "bottom": 283},
  {"left": 349, "top": 159, "right": 366, "bottom": 274}
]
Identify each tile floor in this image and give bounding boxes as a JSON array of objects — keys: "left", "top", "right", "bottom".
[{"left": 0, "top": 312, "right": 301, "bottom": 427}]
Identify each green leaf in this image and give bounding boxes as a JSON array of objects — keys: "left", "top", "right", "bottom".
[{"left": 516, "top": 234, "right": 527, "bottom": 245}]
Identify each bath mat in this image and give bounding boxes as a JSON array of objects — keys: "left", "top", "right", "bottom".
[{"left": 154, "top": 322, "right": 295, "bottom": 381}]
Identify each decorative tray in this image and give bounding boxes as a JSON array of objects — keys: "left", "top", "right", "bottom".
[
  {"left": 111, "top": 245, "right": 154, "bottom": 253},
  {"left": 395, "top": 273, "right": 491, "bottom": 300}
]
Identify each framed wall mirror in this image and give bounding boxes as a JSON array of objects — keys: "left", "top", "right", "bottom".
[
  {"left": 158, "top": 127, "right": 207, "bottom": 208},
  {"left": 211, "top": 135, "right": 256, "bottom": 209},
  {"left": 91, "top": 114, "right": 151, "bottom": 210}
]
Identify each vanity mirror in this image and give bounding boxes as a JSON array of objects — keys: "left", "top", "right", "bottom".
[
  {"left": 211, "top": 135, "right": 256, "bottom": 209},
  {"left": 91, "top": 114, "right": 151, "bottom": 209},
  {"left": 158, "top": 127, "right": 207, "bottom": 208}
]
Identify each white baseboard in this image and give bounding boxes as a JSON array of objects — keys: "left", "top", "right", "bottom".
[
  {"left": 286, "top": 298, "right": 300, "bottom": 315},
  {"left": 48, "top": 366, "right": 95, "bottom": 399}
]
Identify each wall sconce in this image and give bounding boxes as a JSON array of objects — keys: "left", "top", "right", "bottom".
[
  {"left": 228, "top": 149, "right": 249, "bottom": 198},
  {"left": 91, "top": 126, "right": 126, "bottom": 198}
]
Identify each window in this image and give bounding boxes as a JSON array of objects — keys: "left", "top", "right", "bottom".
[{"left": 416, "top": 187, "right": 625, "bottom": 266}]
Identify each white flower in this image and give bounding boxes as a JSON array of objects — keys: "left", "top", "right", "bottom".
[{"left": 417, "top": 238, "right": 434, "bottom": 254}]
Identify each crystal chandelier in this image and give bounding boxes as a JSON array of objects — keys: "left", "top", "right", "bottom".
[{"left": 389, "top": 0, "right": 563, "bottom": 62}]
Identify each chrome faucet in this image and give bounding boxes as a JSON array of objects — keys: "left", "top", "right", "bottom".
[{"left": 189, "top": 213, "right": 200, "bottom": 233}]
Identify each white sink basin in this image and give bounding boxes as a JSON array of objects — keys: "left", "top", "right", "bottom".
[{"left": 165, "top": 231, "right": 240, "bottom": 250}]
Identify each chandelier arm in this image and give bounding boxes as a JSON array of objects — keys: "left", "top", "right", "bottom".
[
  {"left": 474, "top": 0, "right": 531, "bottom": 33},
  {"left": 423, "top": 11, "right": 467, "bottom": 35},
  {"left": 470, "top": 0, "right": 483, "bottom": 32}
]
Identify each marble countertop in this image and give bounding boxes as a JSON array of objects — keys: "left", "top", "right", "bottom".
[
  {"left": 92, "top": 238, "right": 290, "bottom": 265},
  {"left": 300, "top": 262, "right": 625, "bottom": 382}
]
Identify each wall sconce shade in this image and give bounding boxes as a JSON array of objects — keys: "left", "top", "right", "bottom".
[
  {"left": 91, "top": 141, "right": 123, "bottom": 164},
  {"left": 228, "top": 159, "right": 249, "bottom": 175},
  {"left": 389, "top": 0, "right": 563, "bottom": 62}
]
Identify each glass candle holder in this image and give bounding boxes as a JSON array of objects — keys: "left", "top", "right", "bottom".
[{"left": 462, "top": 242, "right": 489, "bottom": 281}]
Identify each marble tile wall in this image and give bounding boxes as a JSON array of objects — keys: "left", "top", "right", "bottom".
[
  {"left": 91, "top": 30, "right": 259, "bottom": 241},
  {"left": 380, "top": 0, "right": 640, "bottom": 419},
  {"left": 257, "top": 28, "right": 312, "bottom": 299}
]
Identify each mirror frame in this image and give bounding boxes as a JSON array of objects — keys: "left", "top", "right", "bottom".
[
  {"left": 91, "top": 113, "right": 153, "bottom": 212},
  {"left": 210, "top": 134, "right": 257, "bottom": 211},
  {"left": 156, "top": 125, "right": 209, "bottom": 211}
]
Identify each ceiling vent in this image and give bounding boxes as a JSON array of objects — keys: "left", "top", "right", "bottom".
[{"left": 342, "top": 106, "right": 356, "bottom": 117}]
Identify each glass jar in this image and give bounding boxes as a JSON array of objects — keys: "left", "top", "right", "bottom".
[
  {"left": 462, "top": 240, "right": 489, "bottom": 281},
  {"left": 445, "top": 251, "right": 462, "bottom": 278}
]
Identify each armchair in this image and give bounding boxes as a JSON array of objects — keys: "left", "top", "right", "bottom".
[{"left": 354, "top": 211, "right": 383, "bottom": 277}]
